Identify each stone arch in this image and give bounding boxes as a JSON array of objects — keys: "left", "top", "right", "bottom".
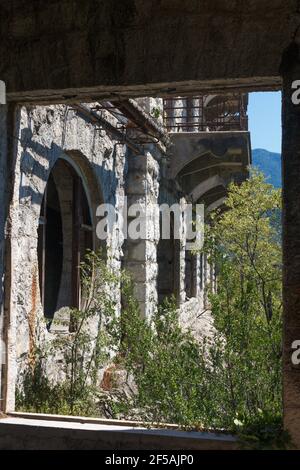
[
  {"left": 61, "top": 150, "right": 104, "bottom": 236},
  {"left": 206, "top": 197, "right": 226, "bottom": 214},
  {"left": 37, "top": 152, "right": 103, "bottom": 325},
  {"left": 189, "top": 174, "right": 226, "bottom": 202}
]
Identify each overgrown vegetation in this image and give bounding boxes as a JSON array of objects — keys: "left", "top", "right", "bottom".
[
  {"left": 16, "top": 172, "right": 285, "bottom": 446},
  {"left": 197, "top": 171, "right": 283, "bottom": 430},
  {"left": 16, "top": 250, "right": 122, "bottom": 417}
]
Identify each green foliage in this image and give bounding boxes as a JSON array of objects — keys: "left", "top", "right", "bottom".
[
  {"left": 16, "top": 172, "right": 285, "bottom": 446},
  {"left": 198, "top": 171, "right": 282, "bottom": 428},
  {"left": 112, "top": 172, "right": 283, "bottom": 433},
  {"left": 117, "top": 295, "right": 210, "bottom": 426},
  {"left": 17, "top": 250, "right": 121, "bottom": 417},
  {"left": 16, "top": 352, "right": 64, "bottom": 415},
  {"left": 151, "top": 107, "right": 161, "bottom": 119},
  {"left": 237, "top": 412, "right": 293, "bottom": 450}
]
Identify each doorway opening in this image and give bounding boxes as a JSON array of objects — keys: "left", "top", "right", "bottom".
[{"left": 37, "top": 158, "right": 93, "bottom": 322}]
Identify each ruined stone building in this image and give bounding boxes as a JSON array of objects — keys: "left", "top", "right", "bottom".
[
  {"left": 0, "top": 93, "right": 250, "bottom": 410},
  {"left": 2, "top": 0, "right": 300, "bottom": 451}
]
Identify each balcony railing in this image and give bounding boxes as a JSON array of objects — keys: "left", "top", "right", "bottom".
[{"left": 163, "top": 94, "right": 248, "bottom": 132}]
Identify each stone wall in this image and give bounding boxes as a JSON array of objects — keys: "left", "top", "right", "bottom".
[
  {"left": 0, "top": 105, "right": 7, "bottom": 408},
  {"left": 2, "top": 100, "right": 200, "bottom": 407},
  {"left": 0, "top": 99, "right": 233, "bottom": 413},
  {"left": 5, "top": 104, "right": 128, "bottom": 407}
]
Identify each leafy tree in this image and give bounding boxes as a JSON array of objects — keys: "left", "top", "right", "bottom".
[
  {"left": 200, "top": 171, "right": 282, "bottom": 428},
  {"left": 17, "top": 172, "right": 284, "bottom": 443},
  {"left": 117, "top": 172, "right": 283, "bottom": 432}
]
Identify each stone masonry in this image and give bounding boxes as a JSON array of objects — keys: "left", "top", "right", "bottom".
[{"left": 0, "top": 96, "right": 250, "bottom": 414}]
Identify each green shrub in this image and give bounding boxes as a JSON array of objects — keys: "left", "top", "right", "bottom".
[{"left": 17, "top": 172, "right": 284, "bottom": 445}]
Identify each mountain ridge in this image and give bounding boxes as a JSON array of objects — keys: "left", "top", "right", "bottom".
[{"left": 251, "top": 148, "right": 281, "bottom": 188}]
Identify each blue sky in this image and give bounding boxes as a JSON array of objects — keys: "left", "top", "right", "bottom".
[{"left": 248, "top": 91, "right": 282, "bottom": 153}]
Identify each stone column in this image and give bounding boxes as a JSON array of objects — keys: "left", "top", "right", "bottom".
[
  {"left": 123, "top": 152, "right": 159, "bottom": 318},
  {"left": 281, "top": 42, "right": 300, "bottom": 448}
]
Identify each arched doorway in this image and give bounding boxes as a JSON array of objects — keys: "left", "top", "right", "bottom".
[{"left": 37, "top": 158, "right": 93, "bottom": 322}]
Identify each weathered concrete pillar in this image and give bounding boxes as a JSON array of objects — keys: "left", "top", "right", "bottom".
[
  {"left": 0, "top": 104, "right": 17, "bottom": 412},
  {"left": 0, "top": 105, "right": 7, "bottom": 411},
  {"left": 123, "top": 152, "right": 159, "bottom": 318},
  {"left": 281, "top": 42, "right": 300, "bottom": 448}
]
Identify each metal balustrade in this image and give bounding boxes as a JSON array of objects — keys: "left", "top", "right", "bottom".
[{"left": 163, "top": 94, "right": 248, "bottom": 132}]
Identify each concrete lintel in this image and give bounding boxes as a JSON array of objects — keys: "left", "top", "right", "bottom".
[{"left": 6, "top": 77, "right": 282, "bottom": 106}]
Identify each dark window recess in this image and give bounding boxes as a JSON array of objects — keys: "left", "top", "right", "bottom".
[
  {"left": 185, "top": 250, "right": 196, "bottom": 299},
  {"left": 38, "top": 160, "right": 93, "bottom": 324},
  {"left": 199, "top": 253, "right": 204, "bottom": 291},
  {"left": 38, "top": 174, "right": 63, "bottom": 319},
  {"left": 157, "top": 213, "right": 180, "bottom": 304},
  {"left": 70, "top": 172, "right": 93, "bottom": 331}
]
